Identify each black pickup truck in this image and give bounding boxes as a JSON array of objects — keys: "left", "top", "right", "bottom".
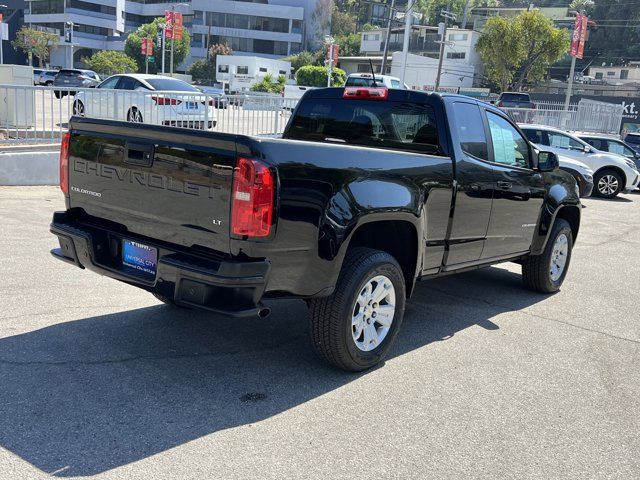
[{"left": 51, "top": 87, "right": 581, "bottom": 371}]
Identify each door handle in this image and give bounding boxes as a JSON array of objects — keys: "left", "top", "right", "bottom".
[{"left": 497, "top": 181, "right": 513, "bottom": 190}]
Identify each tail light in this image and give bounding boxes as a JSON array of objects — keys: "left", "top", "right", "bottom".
[
  {"left": 343, "top": 87, "right": 388, "bottom": 100},
  {"left": 151, "top": 96, "right": 182, "bottom": 105},
  {"left": 59, "top": 131, "right": 70, "bottom": 194},
  {"left": 231, "top": 157, "right": 274, "bottom": 238}
]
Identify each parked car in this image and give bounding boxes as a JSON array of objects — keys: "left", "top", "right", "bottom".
[
  {"left": 72, "top": 74, "right": 217, "bottom": 129},
  {"left": 196, "top": 86, "right": 229, "bottom": 109},
  {"left": 33, "top": 69, "right": 43, "bottom": 85},
  {"left": 557, "top": 155, "right": 594, "bottom": 198},
  {"left": 52, "top": 87, "right": 581, "bottom": 371},
  {"left": 520, "top": 124, "right": 640, "bottom": 198},
  {"left": 622, "top": 132, "right": 640, "bottom": 155},
  {"left": 53, "top": 69, "right": 101, "bottom": 98},
  {"left": 37, "top": 70, "right": 58, "bottom": 86},
  {"left": 578, "top": 133, "right": 640, "bottom": 170},
  {"left": 345, "top": 73, "right": 408, "bottom": 89},
  {"left": 496, "top": 92, "right": 536, "bottom": 109}
]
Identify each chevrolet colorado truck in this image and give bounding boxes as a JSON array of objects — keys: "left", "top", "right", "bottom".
[{"left": 51, "top": 87, "right": 581, "bottom": 371}]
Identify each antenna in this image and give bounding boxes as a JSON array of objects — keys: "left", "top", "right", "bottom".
[{"left": 369, "top": 59, "right": 378, "bottom": 87}]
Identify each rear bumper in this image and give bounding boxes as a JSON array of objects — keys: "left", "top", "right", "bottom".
[{"left": 50, "top": 211, "right": 270, "bottom": 317}]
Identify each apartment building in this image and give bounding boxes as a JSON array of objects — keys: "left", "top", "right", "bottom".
[{"left": 22, "top": 0, "right": 326, "bottom": 69}]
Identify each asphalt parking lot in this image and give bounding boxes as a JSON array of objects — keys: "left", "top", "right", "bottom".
[{"left": 0, "top": 186, "right": 638, "bottom": 479}]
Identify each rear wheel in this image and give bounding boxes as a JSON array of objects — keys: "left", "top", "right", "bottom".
[
  {"left": 522, "top": 218, "right": 573, "bottom": 293},
  {"left": 308, "top": 248, "right": 406, "bottom": 372},
  {"left": 594, "top": 169, "right": 623, "bottom": 198},
  {"left": 127, "top": 108, "right": 143, "bottom": 123}
]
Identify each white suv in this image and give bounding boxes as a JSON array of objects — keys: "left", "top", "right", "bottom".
[
  {"left": 345, "top": 74, "right": 408, "bottom": 89},
  {"left": 520, "top": 124, "right": 640, "bottom": 198}
]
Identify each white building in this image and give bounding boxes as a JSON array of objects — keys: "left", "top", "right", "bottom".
[
  {"left": 587, "top": 64, "right": 640, "bottom": 85},
  {"left": 215, "top": 55, "right": 291, "bottom": 93},
  {"left": 23, "top": 0, "right": 329, "bottom": 69},
  {"left": 391, "top": 52, "right": 476, "bottom": 90}
]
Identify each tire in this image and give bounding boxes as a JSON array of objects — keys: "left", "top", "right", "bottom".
[
  {"left": 593, "top": 169, "right": 624, "bottom": 198},
  {"left": 127, "top": 108, "right": 143, "bottom": 123},
  {"left": 45, "top": 81, "right": 53, "bottom": 86},
  {"left": 308, "top": 247, "right": 406, "bottom": 372},
  {"left": 522, "top": 218, "right": 573, "bottom": 293},
  {"left": 73, "top": 100, "right": 85, "bottom": 116}
]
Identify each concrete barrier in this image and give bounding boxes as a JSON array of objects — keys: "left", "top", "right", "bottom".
[{"left": 0, "top": 151, "right": 59, "bottom": 185}]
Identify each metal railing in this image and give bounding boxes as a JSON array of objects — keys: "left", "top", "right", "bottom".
[
  {"left": 0, "top": 85, "right": 298, "bottom": 144},
  {"left": 501, "top": 99, "right": 623, "bottom": 134}
]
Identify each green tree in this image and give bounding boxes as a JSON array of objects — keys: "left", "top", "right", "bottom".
[
  {"left": 251, "top": 74, "right": 287, "bottom": 94},
  {"left": 82, "top": 51, "right": 137, "bottom": 76},
  {"left": 512, "top": 11, "right": 569, "bottom": 90},
  {"left": 331, "top": 8, "right": 357, "bottom": 36},
  {"left": 124, "top": 17, "right": 190, "bottom": 74},
  {"left": 296, "top": 65, "right": 346, "bottom": 87},
  {"left": 188, "top": 43, "right": 232, "bottom": 83},
  {"left": 12, "top": 27, "right": 58, "bottom": 67},
  {"left": 285, "top": 50, "right": 324, "bottom": 72},
  {"left": 477, "top": 10, "right": 568, "bottom": 91},
  {"left": 335, "top": 33, "right": 360, "bottom": 56}
]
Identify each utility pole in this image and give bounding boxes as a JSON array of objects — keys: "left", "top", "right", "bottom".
[
  {"left": 65, "top": 21, "right": 74, "bottom": 68},
  {"left": 435, "top": 10, "right": 456, "bottom": 91},
  {"left": 400, "top": 0, "right": 412, "bottom": 86},
  {"left": 380, "top": 0, "right": 396, "bottom": 75},
  {"left": 161, "top": 25, "right": 166, "bottom": 75}
]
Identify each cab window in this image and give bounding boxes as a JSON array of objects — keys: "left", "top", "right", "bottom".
[
  {"left": 607, "top": 140, "right": 634, "bottom": 157},
  {"left": 391, "top": 79, "right": 401, "bottom": 88},
  {"left": 486, "top": 112, "right": 530, "bottom": 168},
  {"left": 452, "top": 103, "right": 488, "bottom": 160},
  {"left": 523, "top": 129, "right": 545, "bottom": 145}
]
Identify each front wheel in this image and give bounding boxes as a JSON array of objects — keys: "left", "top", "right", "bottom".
[
  {"left": 308, "top": 248, "right": 406, "bottom": 372},
  {"left": 522, "top": 218, "right": 573, "bottom": 293},
  {"left": 594, "top": 169, "right": 624, "bottom": 198}
]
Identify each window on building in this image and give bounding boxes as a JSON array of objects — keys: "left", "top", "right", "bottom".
[
  {"left": 595, "top": 72, "right": 603, "bottom": 79},
  {"left": 357, "top": 64, "right": 371, "bottom": 73},
  {"left": 446, "top": 52, "right": 466, "bottom": 59},
  {"left": 279, "top": 70, "right": 287, "bottom": 75},
  {"left": 29, "top": 0, "right": 65, "bottom": 14},
  {"left": 621, "top": 69, "right": 629, "bottom": 79},
  {"left": 259, "top": 67, "right": 268, "bottom": 73},
  {"left": 237, "top": 66, "right": 249, "bottom": 75},
  {"left": 250, "top": 16, "right": 289, "bottom": 33},
  {"left": 218, "top": 65, "right": 229, "bottom": 73},
  {"left": 291, "top": 20, "right": 302, "bottom": 34},
  {"left": 449, "top": 33, "right": 468, "bottom": 41},
  {"left": 607, "top": 71, "right": 616, "bottom": 76},
  {"left": 364, "top": 34, "right": 380, "bottom": 41}
]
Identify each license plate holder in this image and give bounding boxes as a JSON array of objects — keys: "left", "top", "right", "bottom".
[{"left": 122, "top": 239, "right": 158, "bottom": 277}]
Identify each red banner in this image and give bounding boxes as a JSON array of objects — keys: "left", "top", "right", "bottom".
[
  {"left": 577, "top": 14, "right": 588, "bottom": 59},
  {"left": 570, "top": 14, "right": 582, "bottom": 57},
  {"left": 173, "top": 12, "right": 183, "bottom": 41},
  {"left": 0, "top": 13, "right": 3, "bottom": 23},
  {"left": 165, "top": 10, "right": 174, "bottom": 39},
  {"left": 141, "top": 38, "right": 148, "bottom": 56},
  {"left": 326, "top": 44, "right": 339, "bottom": 66}
]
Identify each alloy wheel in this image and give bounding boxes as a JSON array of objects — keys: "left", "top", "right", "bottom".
[{"left": 351, "top": 275, "right": 396, "bottom": 352}]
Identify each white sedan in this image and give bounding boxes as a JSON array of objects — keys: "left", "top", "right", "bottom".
[{"left": 72, "top": 74, "right": 217, "bottom": 129}]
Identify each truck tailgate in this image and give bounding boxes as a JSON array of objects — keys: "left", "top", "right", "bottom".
[{"left": 67, "top": 118, "right": 236, "bottom": 254}]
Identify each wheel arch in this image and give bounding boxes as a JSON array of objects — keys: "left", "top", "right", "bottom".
[
  {"left": 594, "top": 165, "right": 627, "bottom": 191},
  {"left": 531, "top": 203, "right": 581, "bottom": 255},
  {"left": 344, "top": 218, "right": 421, "bottom": 298}
]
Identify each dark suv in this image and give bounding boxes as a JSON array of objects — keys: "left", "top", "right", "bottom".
[
  {"left": 496, "top": 92, "right": 536, "bottom": 109},
  {"left": 53, "top": 69, "right": 101, "bottom": 98},
  {"left": 623, "top": 133, "right": 640, "bottom": 155}
]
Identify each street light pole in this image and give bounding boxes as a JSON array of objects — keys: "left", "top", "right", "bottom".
[
  {"left": 324, "top": 35, "right": 334, "bottom": 87},
  {"left": 66, "top": 21, "right": 75, "bottom": 68}
]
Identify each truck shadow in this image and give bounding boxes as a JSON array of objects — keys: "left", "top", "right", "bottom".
[{"left": 0, "top": 265, "right": 546, "bottom": 477}]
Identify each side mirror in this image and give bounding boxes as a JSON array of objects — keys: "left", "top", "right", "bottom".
[
  {"left": 583, "top": 145, "right": 591, "bottom": 153},
  {"left": 538, "top": 151, "right": 559, "bottom": 172}
]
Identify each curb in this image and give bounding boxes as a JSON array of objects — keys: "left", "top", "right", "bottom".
[{"left": 0, "top": 151, "right": 59, "bottom": 186}]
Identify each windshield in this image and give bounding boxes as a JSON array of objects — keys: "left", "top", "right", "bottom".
[
  {"left": 625, "top": 134, "right": 640, "bottom": 145},
  {"left": 146, "top": 78, "right": 199, "bottom": 92},
  {"left": 58, "top": 70, "right": 82, "bottom": 76},
  {"left": 284, "top": 98, "right": 440, "bottom": 154}
]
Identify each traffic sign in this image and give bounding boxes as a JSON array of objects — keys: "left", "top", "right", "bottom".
[
  {"left": 165, "top": 10, "right": 174, "bottom": 39},
  {"left": 173, "top": 12, "right": 183, "bottom": 41}
]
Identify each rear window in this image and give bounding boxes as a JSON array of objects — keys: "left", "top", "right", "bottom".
[
  {"left": 625, "top": 134, "right": 640, "bottom": 145},
  {"left": 500, "top": 93, "right": 530, "bottom": 102},
  {"left": 58, "top": 69, "right": 82, "bottom": 76},
  {"left": 146, "top": 78, "right": 198, "bottom": 92},
  {"left": 345, "top": 77, "right": 377, "bottom": 87},
  {"left": 285, "top": 98, "right": 440, "bottom": 154},
  {"left": 582, "top": 137, "right": 604, "bottom": 150}
]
